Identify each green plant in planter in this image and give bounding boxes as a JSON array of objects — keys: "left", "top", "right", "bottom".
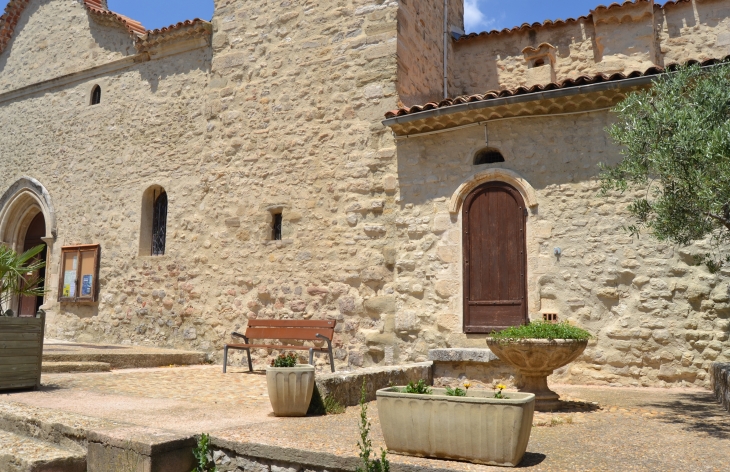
[
  {"left": 270, "top": 353, "right": 298, "bottom": 367},
  {"left": 356, "top": 380, "right": 389, "bottom": 472},
  {"left": 0, "top": 244, "right": 46, "bottom": 316},
  {"left": 403, "top": 379, "right": 432, "bottom": 395},
  {"left": 490, "top": 321, "right": 592, "bottom": 343}
]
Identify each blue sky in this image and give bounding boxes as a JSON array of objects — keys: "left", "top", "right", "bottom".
[{"left": 0, "top": 1, "right": 669, "bottom": 33}]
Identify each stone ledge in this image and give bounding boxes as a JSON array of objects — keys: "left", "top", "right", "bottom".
[
  {"left": 428, "top": 348, "right": 499, "bottom": 363},
  {"left": 710, "top": 362, "right": 730, "bottom": 413},
  {"left": 316, "top": 362, "right": 432, "bottom": 407}
]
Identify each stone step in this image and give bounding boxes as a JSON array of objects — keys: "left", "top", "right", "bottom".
[
  {"left": 42, "top": 361, "right": 111, "bottom": 374},
  {"left": 0, "top": 429, "right": 85, "bottom": 472},
  {"left": 42, "top": 340, "right": 208, "bottom": 369}
]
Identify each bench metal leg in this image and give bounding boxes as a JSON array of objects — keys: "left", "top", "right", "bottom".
[
  {"left": 328, "top": 344, "right": 335, "bottom": 373},
  {"left": 308, "top": 348, "right": 314, "bottom": 366},
  {"left": 246, "top": 348, "right": 253, "bottom": 372},
  {"left": 223, "top": 345, "right": 229, "bottom": 373}
]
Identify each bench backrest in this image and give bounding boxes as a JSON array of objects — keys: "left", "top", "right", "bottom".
[{"left": 245, "top": 319, "right": 336, "bottom": 342}]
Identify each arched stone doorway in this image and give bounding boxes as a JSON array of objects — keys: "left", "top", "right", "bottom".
[
  {"left": 462, "top": 181, "right": 528, "bottom": 333},
  {"left": 0, "top": 178, "right": 56, "bottom": 315}
]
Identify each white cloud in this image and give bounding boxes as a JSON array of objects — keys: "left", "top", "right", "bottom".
[{"left": 464, "top": 0, "right": 496, "bottom": 33}]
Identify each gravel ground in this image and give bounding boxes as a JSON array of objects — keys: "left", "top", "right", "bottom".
[{"left": 0, "top": 366, "right": 727, "bottom": 471}]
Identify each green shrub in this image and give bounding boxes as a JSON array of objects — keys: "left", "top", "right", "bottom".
[
  {"left": 489, "top": 321, "right": 592, "bottom": 342},
  {"left": 191, "top": 433, "right": 217, "bottom": 472},
  {"left": 356, "top": 380, "right": 389, "bottom": 472},
  {"left": 403, "top": 379, "right": 432, "bottom": 395},
  {"left": 270, "top": 353, "right": 298, "bottom": 367},
  {"left": 324, "top": 395, "right": 346, "bottom": 415},
  {"left": 444, "top": 386, "right": 466, "bottom": 397}
]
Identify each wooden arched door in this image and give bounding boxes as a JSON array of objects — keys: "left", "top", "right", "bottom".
[{"left": 463, "top": 182, "right": 527, "bottom": 333}]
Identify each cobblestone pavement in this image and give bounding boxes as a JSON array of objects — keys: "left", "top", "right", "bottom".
[{"left": 1, "top": 366, "right": 728, "bottom": 471}]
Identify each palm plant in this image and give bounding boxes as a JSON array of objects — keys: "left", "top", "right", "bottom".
[{"left": 0, "top": 244, "right": 46, "bottom": 316}]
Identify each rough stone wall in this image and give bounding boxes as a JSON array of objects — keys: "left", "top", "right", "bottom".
[
  {"left": 451, "top": 0, "right": 730, "bottom": 95},
  {"left": 393, "top": 112, "right": 730, "bottom": 387},
  {"left": 396, "top": 0, "right": 464, "bottom": 107},
  {"left": 710, "top": 362, "right": 730, "bottom": 412},
  {"left": 0, "top": 0, "right": 135, "bottom": 93}
]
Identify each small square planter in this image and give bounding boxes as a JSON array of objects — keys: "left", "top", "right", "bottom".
[
  {"left": 376, "top": 387, "right": 535, "bottom": 467},
  {"left": 266, "top": 364, "right": 315, "bottom": 417}
]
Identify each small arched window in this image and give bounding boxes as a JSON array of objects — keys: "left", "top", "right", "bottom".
[
  {"left": 533, "top": 58, "right": 545, "bottom": 67},
  {"left": 151, "top": 191, "right": 168, "bottom": 255},
  {"left": 91, "top": 85, "right": 101, "bottom": 105},
  {"left": 139, "top": 185, "right": 168, "bottom": 256},
  {"left": 474, "top": 148, "right": 505, "bottom": 165}
]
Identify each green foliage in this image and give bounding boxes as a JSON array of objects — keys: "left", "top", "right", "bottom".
[
  {"left": 444, "top": 386, "right": 467, "bottom": 397},
  {"left": 270, "top": 353, "right": 298, "bottom": 368},
  {"left": 403, "top": 379, "right": 432, "bottom": 395},
  {"left": 324, "top": 395, "right": 346, "bottom": 415},
  {"left": 0, "top": 244, "right": 46, "bottom": 315},
  {"left": 191, "top": 433, "right": 217, "bottom": 472},
  {"left": 356, "top": 380, "right": 390, "bottom": 472},
  {"left": 489, "top": 321, "right": 592, "bottom": 342},
  {"left": 494, "top": 383, "right": 508, "bottom": 399},
  {"left": 600, "top": 62, "right": 730, "bottom": 270}
]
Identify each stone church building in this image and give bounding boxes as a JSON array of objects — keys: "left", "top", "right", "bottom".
[{"left": 1, "top": 0, "right": 729, "bottom": 387}]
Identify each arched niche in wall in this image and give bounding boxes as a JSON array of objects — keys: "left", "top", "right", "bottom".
[{"left": 449, "top": 168, "right": 538, "bottom": 214}]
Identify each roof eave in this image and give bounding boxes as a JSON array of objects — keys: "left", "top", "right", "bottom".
[{"left": 382, "top": 73, "right": 657, "bottom": 130}]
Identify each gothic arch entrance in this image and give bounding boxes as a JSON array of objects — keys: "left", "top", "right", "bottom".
[
  {"left": 0, "top": 178, "right": 56, "bottom": 315},
  {"left": 463, "top": 181, "right": 528, "bottom": 333}
]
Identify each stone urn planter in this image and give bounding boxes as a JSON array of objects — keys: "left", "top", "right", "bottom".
[
  {"left": 265, "top": 364, "right": 315, "bottom": 417},
  {"left": 376, "top": 387, "right": 535, "bottom": 467},
  {"left": 486, "top": 338, "right": 588, "bottom": 412}
]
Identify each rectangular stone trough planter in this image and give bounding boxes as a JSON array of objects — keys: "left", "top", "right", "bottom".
[{"left": 376, "top": 387, "right": 535, "bottom": 467}]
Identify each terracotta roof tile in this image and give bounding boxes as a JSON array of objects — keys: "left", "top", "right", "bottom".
[
  {"left": 0, "top": 0, "right": 210, "bottom": 57},
  {"left": 456, "top": 0, "right": 691, "bottom": 42},
  {"left": 384, "top": 57, "right": 729, "bottom": 119}
]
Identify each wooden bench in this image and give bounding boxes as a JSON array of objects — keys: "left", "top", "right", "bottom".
[{"left": 223, "top": 319, "right": 336, "bottom": 373}]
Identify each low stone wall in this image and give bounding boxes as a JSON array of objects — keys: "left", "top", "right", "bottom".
[
  {"left": 315, "top": 362, "right": 432, "bottom": 407},
  {"left": 429, "top": 348, "right": 521, "bottom": 389},
  {"left": 710, "top": 362, "right": 730, "bottom": 412}
]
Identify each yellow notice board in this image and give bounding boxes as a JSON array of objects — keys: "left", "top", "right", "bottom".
[{"left": 58, "top": 245, "right": 100, "bottom": 303}]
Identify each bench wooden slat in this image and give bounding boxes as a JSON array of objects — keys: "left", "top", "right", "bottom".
[
  {"left": 244, "top": 327, "right": 334, "bottom": 341},
  {"left": 247, "top": 319, "right": 335, "bottom": 328},
  {"left": 227, "top": 343, "right": 330, "bottom": 351}
]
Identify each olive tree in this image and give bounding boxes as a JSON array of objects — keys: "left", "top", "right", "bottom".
[
  {"left": 600, "top": 62, "right": 730, "bottom": 271},
  {"left": 0, "top": 244, "right": 46, "bottom": 316}
]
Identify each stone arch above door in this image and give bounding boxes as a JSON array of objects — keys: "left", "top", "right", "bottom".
[
  {"left": 0, "top": 177, "right": 57, "bottom": 246},
  {"left": 449, "top": 168, "right": 538, "bottom": 214}
]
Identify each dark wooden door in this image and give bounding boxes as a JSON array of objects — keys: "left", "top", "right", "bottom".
[
  {"left": 18, "top": 213, "right": 46, "bottom": 317},
  {"left": 463, "top": 182, "right": 527, "bottom": 333}
]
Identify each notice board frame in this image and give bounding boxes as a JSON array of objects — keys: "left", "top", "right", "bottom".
[{"left": 57, "top": 244, "right": 101, "bottom": 303}]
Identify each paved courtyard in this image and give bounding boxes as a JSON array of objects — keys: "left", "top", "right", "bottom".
[{"left": 0, "top": 365, "right": 728, "bottom": 471}]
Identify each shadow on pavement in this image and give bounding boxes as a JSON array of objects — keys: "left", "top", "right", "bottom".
[
  {"left": 640, "top": 392, "right": 730, "bottom": 439},
  {"left": 517, "top": 452, "right": 547, "bottom": 467}
]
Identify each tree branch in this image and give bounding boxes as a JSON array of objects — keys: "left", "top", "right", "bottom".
[{"left": 705, "top": 211, "right": 730, "bottom": 231}]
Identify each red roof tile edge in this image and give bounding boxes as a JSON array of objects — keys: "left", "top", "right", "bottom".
[
  {"left": 384, "top": 56, "right": 730, "bottom": 119},
  {"left": 0, "top": 0, "right": 210, "bottom": 57},
  {"left": 456, "top": 0, "right": 691, "bottom": 41}
]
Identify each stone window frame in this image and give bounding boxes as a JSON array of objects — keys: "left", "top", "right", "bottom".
[
  {"left": 139, "top": 185, "right": 168, "bottom": 257},
  {"left": 90, "top": 85, "right": 102, "bottom": 106}
]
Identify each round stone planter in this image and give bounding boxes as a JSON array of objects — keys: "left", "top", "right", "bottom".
[
  {"left": 486, "top": 338, "right": 588, "bottom": 412},
  {"left": 265, "top": 364, "right": 315, "bottom": 417}
]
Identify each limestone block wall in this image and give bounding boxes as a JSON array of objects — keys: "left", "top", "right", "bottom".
[
  {"left": 396, "top": 0, "right": 464, "bottom": 107},
  {"left": 0, "top": 0, "right": 135, "bottom": 93},
  {"left": 450, "top": 0, "right": 730, "bottom": 95},
  {"left": 392, "top": 112, "right": 730, "bottom": 388}
]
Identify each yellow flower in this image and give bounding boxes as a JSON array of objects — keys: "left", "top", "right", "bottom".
[
  {"left": 496, "top": 384, "right": 507, "bottom": 390},
  {"left": 463, "top": 381, "right": 472, "bottom": 389}
]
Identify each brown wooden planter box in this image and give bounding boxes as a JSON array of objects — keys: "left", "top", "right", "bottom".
[{"left": 0, "top": 313, "right": 45, "bottom": 391}]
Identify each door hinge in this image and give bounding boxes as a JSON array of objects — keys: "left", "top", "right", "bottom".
[{"left": 524, "top": 209, "right": 528, "bottom": 217}]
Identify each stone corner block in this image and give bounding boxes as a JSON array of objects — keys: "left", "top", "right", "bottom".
[
  {"left": 428, "top": 348, "right": 499, "bottom": 364},
  {"left": 87, "top": 427, "right": 196, "bottom": 472}
]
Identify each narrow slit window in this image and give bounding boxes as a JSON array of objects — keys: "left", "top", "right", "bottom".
[
  {"left": 91, "top": 85, "right": 101, "bottom": 105},
  {"left": 151, "top": 191, "right": 168, "bottom": 255},
  {"left": 272, "top": 213, "right": 283, "bottom": 241}
]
